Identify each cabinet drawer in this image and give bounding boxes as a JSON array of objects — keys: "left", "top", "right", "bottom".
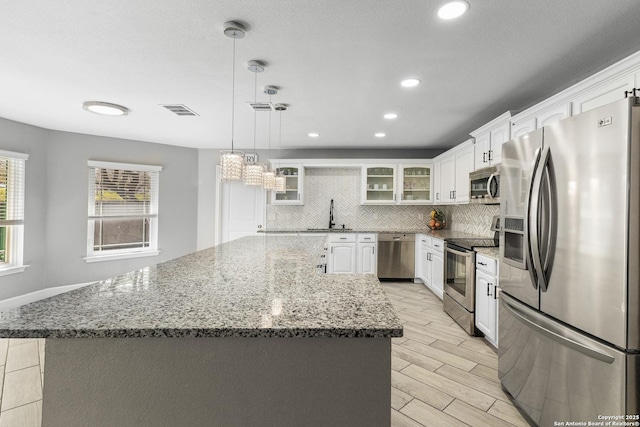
[
  {"left": 328, "top": 233, "right": 356, "bottom": 243},
  {"left": 431, "top": 238, "right": 444, "bottom": 253},
  {"left": 358, "top": 233, "right": 377, "bottom": 243},
  {"left": 476, "top": 254, "right": 497, "bottom": 275},
  {"left": 417, "top": 234, "right": 431, "bottom": 248}
]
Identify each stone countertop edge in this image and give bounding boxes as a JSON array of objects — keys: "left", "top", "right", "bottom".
[
  {"left": 474, "top": 246, "right": 500, "bottom": 259},
  {"left": 0, "top": 235, "right": 403, "bottom": 339},
  {"left": 260, "top": 229, "right": 489, "bottom": 239}
]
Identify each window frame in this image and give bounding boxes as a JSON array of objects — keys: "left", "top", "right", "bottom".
[
  {"left": 0, "top": 150, "right": 28, "bottom": 277},
  {"left": 85, "top": 160, "right": 162, "bottom": 263}
]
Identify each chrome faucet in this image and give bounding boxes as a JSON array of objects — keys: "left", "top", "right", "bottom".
[{"left": 329, "top": 199, "right": 336, "bottom": 229}]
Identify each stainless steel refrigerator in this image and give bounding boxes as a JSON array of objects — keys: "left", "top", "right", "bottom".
[{"left": 499, "top": 97, "right": 640, "bottom": 425}]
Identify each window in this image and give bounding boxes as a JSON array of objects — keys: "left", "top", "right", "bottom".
[
  {"left": 86, "top": 161, "right": 162, "bottom": 262},
  {"left": 0, "top": 150, "right": 28, "bottom": 276}
]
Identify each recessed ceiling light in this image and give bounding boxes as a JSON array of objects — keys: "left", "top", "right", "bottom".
[
  {"left": 375, "top": 133, "right": 386, "bottom": 138},
  {"left": 401, "top": 79, "right": 421, "bottom": 88},
  {"left": 438, "top": 1, "right": 469, "bottom": 20},
  {"left": 384, "top": 113, "right": 398, "bottom": 119},
  {"left": 308, "top": 133, "right": 320, "bottom": 138},
  {"left": 82, "top": 101, "right": 129, "bottom": 116}
]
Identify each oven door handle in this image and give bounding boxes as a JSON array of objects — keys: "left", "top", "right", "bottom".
[{"left": 445, "top": 246, "right": 472, "bottom": 257}]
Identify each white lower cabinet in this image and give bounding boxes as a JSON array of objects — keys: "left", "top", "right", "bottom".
[
  {"left": 475, "top": 254, "right": 498, "bottom": 348},
  {"left": 414, "top": 235, "right": 444, "bottom": 299},
  {"left": 328, "top": 243, "right": 356, "bottom": 273},
  {"left": 327, "top": 234, "right": 377, "bottom": 274}
]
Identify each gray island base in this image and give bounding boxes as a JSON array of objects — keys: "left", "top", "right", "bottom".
[
  {"left": 44, "top": 337, "right": 390, "bottom": 426},
  {"left": 0, "top": 236, "right": 402, "bottom": 427}
]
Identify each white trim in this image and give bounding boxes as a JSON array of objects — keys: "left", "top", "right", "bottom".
[
  {"left": 0, "top": 264, "right": 28, "bottom": 277},
  {"left": 268, "top": 158, "right": 432, "bottom": 168},
  {"left": 87, "top": 160, "right": 163, "bottom": 172},
  {"left": 0, "top": 281, "right": 91, "bottom": 311},
  {"left": 0, "top": 150, "right": 28, "bottom": 160},
  {"left": 84, "top": 249, "right": 160, "bottom": 263}
]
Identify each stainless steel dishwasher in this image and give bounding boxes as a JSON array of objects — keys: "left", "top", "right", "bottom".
[{"left": 377, "top": 233, "right": 415, "bottom": 279}]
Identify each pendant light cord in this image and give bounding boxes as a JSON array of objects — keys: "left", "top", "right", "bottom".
[
  {"left": 253, "top": 68, "right": 257, "bottom": 156},
  {"left": 230, "top": 34, "right": 236, "bottom": 152}
]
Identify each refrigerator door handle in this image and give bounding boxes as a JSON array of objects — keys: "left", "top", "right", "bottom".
[
  {"left": 502, "top": 294, "right": 616, "bottom": 364},
  {"left": 530, "top": 146, "right": 551, "bottom": 292},
  {"left": 526, "top": 147, "right": 543, "bottom": 290}
]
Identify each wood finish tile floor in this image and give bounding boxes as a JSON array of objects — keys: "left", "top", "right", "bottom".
[
  {"left": 382, "top": 281, "right": 529, "bottom": 427},
  {"left": 0, "top": 281, "right": 529, "bottom": 426}
]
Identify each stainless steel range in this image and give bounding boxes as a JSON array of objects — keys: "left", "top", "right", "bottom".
[{"left": 443, "top": 236, "right": 498, "bottom": 336}]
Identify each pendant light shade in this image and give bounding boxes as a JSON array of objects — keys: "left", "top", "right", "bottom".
[
  {"left": 274, "top": 175, "right": 286, "bottom": 193},
  {"left": 220, "top": 21, "right": 246, "bottom": 182},
  {"left": 220, "top": 151, "right": 245, "bottom": 182},
  {"left": 262, "top": 170, "right": 276, "bottom": 191},
  {"left": 243, "top": 162, "right": 265, "bottom": 186}
]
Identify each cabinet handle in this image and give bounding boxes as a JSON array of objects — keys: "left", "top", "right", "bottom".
[
  {"left": 487, "top": 283, "right": 492, "bottom": 296},
  {"left": 340, "top": 237, "right": 347, "bottom": 240},
  {"left": 452, "top": 190, "right": 456, "bottom": 199},
  {"left": 483, "top": 152, "right": 487, "bottom": 163},
  {"left": 478, "top": 261, "right": 487, "bottom": 266},
  {"left": 434, "top": 244, "right": 440, "bottom": 248},
  {"left": 488, "top": 150, "right": 493, "bottom": 161},
  {"left": 436, "top": 192, "right": 439, "bottom": 200},
  {"left": 428, "top": 253, "right": 432, "bottom": 261},
  {"left": 494, "top": 286, "right": 499, "bottom": 300}
]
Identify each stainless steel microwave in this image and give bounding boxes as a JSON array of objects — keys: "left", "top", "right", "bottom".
[{"left": 469, "top": 165, "right": 500, "bottom": 204}]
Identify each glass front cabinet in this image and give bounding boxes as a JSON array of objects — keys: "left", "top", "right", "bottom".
[
  {"left": 399, "top": 164, "right": 432, "bottom": 204},
  {"left": 271, "top": 165, "right": 304, "bottom": 205},
  {"left": 361, "top": 164, "right": 433, "bottom": 205},
  {"left": 361, "top": 165, "right": 397, "bottom": 205}
]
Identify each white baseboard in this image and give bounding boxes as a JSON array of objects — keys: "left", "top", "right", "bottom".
[{"left": 0, "top": 282, "right": 93, "bottom": 311}]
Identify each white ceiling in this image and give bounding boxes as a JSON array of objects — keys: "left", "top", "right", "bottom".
[{"left": 1, "top": 1, "right": 640, "bottom": 151}]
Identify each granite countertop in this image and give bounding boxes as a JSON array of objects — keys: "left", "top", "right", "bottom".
[
  {"left": 475, "top": 246, "right": 500, "bottom": 259},
  {"left": 0, "top": 236, "right": 403, "bottom": 339}
]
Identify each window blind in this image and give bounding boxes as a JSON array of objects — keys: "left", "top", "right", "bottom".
[
  {"left": 0, "top": 151, "right": 28, "bottom": 226},
  {"left": 87, "top": 162, "right": 161, "bottom": 219}
]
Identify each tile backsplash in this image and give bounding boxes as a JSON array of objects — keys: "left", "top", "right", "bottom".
[{"left": 266, "top": 168, "right": 499, "bottom": 237}]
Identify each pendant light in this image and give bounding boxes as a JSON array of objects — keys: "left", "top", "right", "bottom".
[
  {"left": 220, "top": 21, "right": 246, "bottom": 182},
  {"left": 274, "top": 103, "right": 287, "bottom": 194},
  {"left": 243, "top": 60, "right": 266, "bottom": 186},
  {"left": 262, "top": 93, "right": 276, "bottom": 191}
]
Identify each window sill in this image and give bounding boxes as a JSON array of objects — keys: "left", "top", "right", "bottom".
[
  {"left": 84, "top": 250, "right": 160, "bottom": 264},
  {"left": 0, "top": 265, "right": 29, "bottom": 277}
]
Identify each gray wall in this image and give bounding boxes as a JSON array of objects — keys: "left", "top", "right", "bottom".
[
  {"left": 0, "top": 117, "right": 199, "bottom": 299},
  {"left": 0, "top": 118, "right": 49, "bottom": 298}
]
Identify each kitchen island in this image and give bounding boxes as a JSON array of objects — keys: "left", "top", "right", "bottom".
[{"left": 0, "top": 236, "right": 402, "bottom": 427}]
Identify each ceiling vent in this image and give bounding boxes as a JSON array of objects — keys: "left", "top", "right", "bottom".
[
  {"left": 160, "top": 104, "right": 199, "bottom": 116},
  {"left": 248, "top": 102, "right": 275, "bottom": 111}
]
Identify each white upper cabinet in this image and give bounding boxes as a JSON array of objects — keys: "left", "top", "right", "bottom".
[
  {"left": 571, "top": 74, "right": 635, "bottom": 115},
  {"left": 436, "top": 139, "right": 473, "bottom": 204},
  {"left": 361, "top": 163, "right": 432, "bottom": 205},
  {"left": 399, "top": 164, "right": 432, "bottom": 204},
  {"left": 271, "top": 165, "right": 304, "bottom": 205},
  {"left": 511, "top": 102, "right": 573, "bottom": 138},
  {"left": 432, "top": 160, "right": 442, "bottom": 204},
  {"left": 361, "top": 165, "right": 397, "bottom": 205},
  {"left": 470, "top": 112, "right": 511, "bottom": 170}
]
